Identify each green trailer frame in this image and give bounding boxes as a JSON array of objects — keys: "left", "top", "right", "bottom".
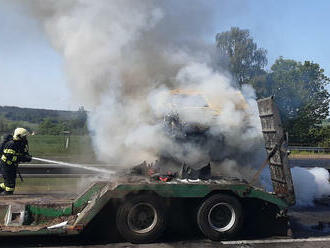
[
  {"left": 0, "top": 97, "right": 295, "bottom": 239},
  {"left": 0, "top": 180, "right": 289, "bottom": 237}
]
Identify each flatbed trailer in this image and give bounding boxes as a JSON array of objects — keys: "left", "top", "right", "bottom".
[{"left": 0, "top": 97, "right": 296, "bottom": 243}]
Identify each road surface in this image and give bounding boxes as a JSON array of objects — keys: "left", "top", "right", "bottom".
[{"left": 1, "top": 199, "right": 330, "bottom": 247}]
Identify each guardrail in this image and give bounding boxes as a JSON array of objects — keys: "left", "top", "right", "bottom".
[
  {"left": 18, "top": 157, "right": 330, "bottom": 177},
  {"left": 18, "top": 164, "right": 117, "bottom": 178},
  {"left": 288, "top": 146, "right": 330, "bottom": 153}
]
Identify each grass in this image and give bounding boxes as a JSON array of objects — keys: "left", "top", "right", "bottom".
[
  {"left": 28, "top": 135, "right": 97, "bottom": 163},
  {"left": 289, "top": 150, "right": 329, "bottom": 159},
  {"left": 14, "top": 178, "right": 84, "bottom": 194}
]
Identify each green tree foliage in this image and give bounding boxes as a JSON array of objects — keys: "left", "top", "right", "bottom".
[
  {"left": 251, "top": 57, "right": 330, "bottom": 144},
  {"left": 0, "top": 118, "right": 9, "bottom": 132},
  {"left": 38, "top": 117, "right": 88, "bottom": 135},
  {"left": 0, "top": 106, "right": 89, "bottom": 136},
  {"left": 309, "top": 125, "right": 330, "bottom": 147},
  {"left": 216, "top": 27, "right": 267, "bottom": 86},
  {"left": 0, "top": 106, "right": 85, "bottom": 124},
  {"left": 216, "top": 27, "right": 329, "bottom": 146},
  {"left": 318, "top": 126, "right": 330, "bottom": 147},
  {"left": 71, "top": 106, "right": 87, "bottom": 130},
  {"left": 38, "top": 118, "right": 66, "bottom": 135},
  {"left": 0, "top": 116, "right": 36, "bottom": 134},
  {"left": 37, "top": 107, "right": 88, "bottom": 135}
]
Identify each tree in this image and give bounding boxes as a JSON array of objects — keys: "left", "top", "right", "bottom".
[
  {"left": 251, "top": 57, "right": 330, "bottom": 144},
  {"left": 216, "top": 27, "right": 267, "bottom": 86},
  {"left": 38, "top": 118, "right": 57, "bottom": 135},
  {"left": 0, "top": 118, "right": 9, "bottom": 132}
]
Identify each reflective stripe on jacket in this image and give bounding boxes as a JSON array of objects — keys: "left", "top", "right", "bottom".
[{"left": 1, "top": 140, "right": 31, "bottom": 166}]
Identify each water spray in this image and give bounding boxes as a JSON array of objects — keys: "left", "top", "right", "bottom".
[{"left": 32, "top": 157, "right": 115, "bottom": 175}]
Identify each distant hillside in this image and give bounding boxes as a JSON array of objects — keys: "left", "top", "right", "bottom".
[{"left": 0, "top": 106, "right": 84, "bottom": 123}]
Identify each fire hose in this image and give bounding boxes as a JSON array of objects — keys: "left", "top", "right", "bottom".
[{"left": 32, "top": 157, "right": 115, "bottom": 175}]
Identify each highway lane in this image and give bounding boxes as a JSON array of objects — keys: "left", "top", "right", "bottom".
[
  {"left": 3, "top": 201, "right": 330, "bottom": 247},
  {"left": 5, "top": 239, "right": 330, "bottom": 248},
  {"left": 289, "top": 158, "right": 330, "bottom": 168}
]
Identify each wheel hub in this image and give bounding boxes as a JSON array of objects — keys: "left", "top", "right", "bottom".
[
  {"left": 128, "top": 203, "right": 158, "bottom": 234},
  {"left": 208, "top": 202, "right": 236, "bottom": 232}
]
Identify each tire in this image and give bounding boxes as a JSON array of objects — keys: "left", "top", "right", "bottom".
[
  {"left": 116, "top": 194, "right": 166, "bottom": 243},
  {"left": 197, "top": 194, "right": 243, "bottom": 241}
]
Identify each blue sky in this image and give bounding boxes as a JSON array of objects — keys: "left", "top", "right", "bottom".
[{"left": 0, "top": 0, "right": 330, "bottom": 110}]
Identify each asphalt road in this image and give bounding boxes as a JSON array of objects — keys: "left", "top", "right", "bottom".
[
  {"left": 289, "top": 158, "right": 330, "bottom": 168},
  {"left": 2, "top": 201, "right": 330, "bottom": 248},
  {"left": 3, "top": 235, "right": 330, "bottom": 247},
  {"left": 20, "top": 239, "right": 330, "bottom": 248}
]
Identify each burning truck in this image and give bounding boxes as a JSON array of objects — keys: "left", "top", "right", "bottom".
[
  {"left": 159, "top": 88, "right": 254, "bottom": 171},
  {"left": 0, "top": 97, "right": 295, "bottom": 243}
]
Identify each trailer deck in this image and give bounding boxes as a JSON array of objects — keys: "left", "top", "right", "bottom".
[
  {"left": 0, "top": 182, "right": 109, "bottom": 235},
  {"left": 0, "top": 97, "right": 297, "bottom": 243},
  {"left": 0, "top": 193, "right": 76, "bottom": 205}
]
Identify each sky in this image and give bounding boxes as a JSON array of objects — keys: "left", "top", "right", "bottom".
[{"left": 0, "top": 0, "right": 330, "bottom": 110}]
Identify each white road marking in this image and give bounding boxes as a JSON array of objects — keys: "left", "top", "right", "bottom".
[{"left": 222, "top": 237, "right": 330, "bottom": 245}]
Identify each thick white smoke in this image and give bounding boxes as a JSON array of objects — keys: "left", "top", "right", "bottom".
[
  {"left": 23, "top": 0, "right": 263, "bottom": 171},
  {"left": 259, "top": 166, "right": 330, "bottom": 206},
  {"left": 292, "top": 167, "right": 330, "bottom": 207},
  {"left": 12, "top": 1, "right": 330, "bottom": 206}
]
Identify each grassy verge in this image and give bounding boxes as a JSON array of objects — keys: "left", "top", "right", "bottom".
[
  {"left": 289, "top": 150, "right": 330, "bottom": 159},
  {"left": 28, "top": 135, "right": 97, "bottom": 163},
  {"left": 14, "top": 177, "right": 94, "bottom": 194}
]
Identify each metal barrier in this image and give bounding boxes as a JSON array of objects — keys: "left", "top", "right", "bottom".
[{"left": 288, "top": 146, "right": 330, "bottom": 153}]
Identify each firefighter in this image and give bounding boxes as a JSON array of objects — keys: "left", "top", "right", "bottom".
[{"left": 0, "top": 128, "right": 32, "bottom": 195}]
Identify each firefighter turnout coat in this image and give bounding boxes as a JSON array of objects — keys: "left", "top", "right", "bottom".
[{"left": 0, "top": 139, "right": 32, "bottom": 192}]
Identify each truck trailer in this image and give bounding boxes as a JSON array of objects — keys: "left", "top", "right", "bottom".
[{"left": 0, "top": 97, "right": 295, "bottom": 243}]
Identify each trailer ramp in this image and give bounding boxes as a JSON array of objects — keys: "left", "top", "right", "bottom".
[{"left": 257, "top": 97, "right": 295, "bottom": 206}]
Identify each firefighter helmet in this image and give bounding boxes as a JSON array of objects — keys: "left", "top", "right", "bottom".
[{"left": 13, "top": 128, "right": 30, "bottom": 140}]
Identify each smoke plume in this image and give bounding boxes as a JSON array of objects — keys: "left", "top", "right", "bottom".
[
  {"left": 22, "top": 0, "right": 263, "bottom": 175},
  {"left": 292, "top": 167, "right": 330, "bottom": 207},
  {"left": 13, "top": 1, "right": 330, "bottom": 207}
]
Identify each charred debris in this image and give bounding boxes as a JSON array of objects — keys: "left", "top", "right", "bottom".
[{"left": 117, "top": 161, "right": 248, "bottom": 184}]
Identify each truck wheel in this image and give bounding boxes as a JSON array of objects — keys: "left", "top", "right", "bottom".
[
  {"left": 197, "top": 194, "right": 243, "bottom": 241},
  {"left": 116, "top": 194, "right": 166, "bottom": 243}
]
